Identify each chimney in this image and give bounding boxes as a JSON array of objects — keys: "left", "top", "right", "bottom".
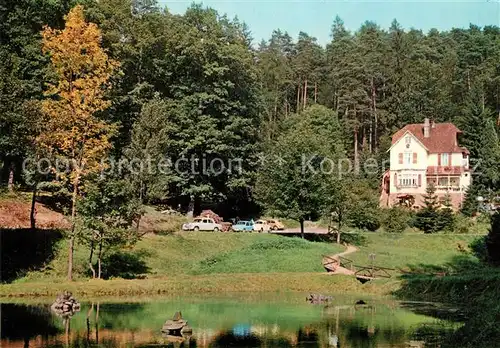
[
  {"left": 423, "top": 118, "right": 430, "bottom": 138},
  {"left": 431, "top": 119, "right": 436, "bottom": 128}
]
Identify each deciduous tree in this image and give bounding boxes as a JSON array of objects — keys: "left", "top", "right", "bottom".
[
  {"left": 39, "top": 5, "right": 119, "bottom": 280},
  {"left": 255, "top": 105, "right": 344, "bottom": 237}
]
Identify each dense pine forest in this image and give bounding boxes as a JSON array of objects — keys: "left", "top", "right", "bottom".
[{"left": 1, "top": 0, "right": 499, "bottom": 222}]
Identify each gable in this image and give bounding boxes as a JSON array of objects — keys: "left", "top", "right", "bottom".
[
  {"left": 391, "top": 122, "right": 469, "bottom": 154},
  {"left": 388, "top": 130, "right": 427, "bottom": 153}
]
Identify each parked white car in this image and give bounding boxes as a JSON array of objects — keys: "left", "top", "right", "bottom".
[
  {"left": 182, "top": 218, "right": 223, "bottom": 232},
  {"left": 253, "top": 219, "right": 270, "bottom": 232}
]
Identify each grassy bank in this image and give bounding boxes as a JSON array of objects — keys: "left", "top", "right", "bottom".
[
  {"left": 396, "top": 265, "right": 500, "bottom": 347},
  {"left": 16, "top": 233, "right": 344, "bottom": 281},
  {"left": 0, "top": 273, "right": 399, "bottom": 297},
  {"left": 1, "top": 229, "right": 487, "bottom": 298},
  {"left": 349, "top": 233, "right": 479, "bottom": 270}
]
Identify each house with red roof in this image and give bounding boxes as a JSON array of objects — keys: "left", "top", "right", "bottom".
[{"left": 380, "top": 118, "right": 471, "bottom": 209}]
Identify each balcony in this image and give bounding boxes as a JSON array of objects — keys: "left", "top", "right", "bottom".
[
  {"left": 427, "top": 176, "right": 463, "bottom": 192},
  {"left": 426, "top": 166, "right": 467, "bottom": 175}
]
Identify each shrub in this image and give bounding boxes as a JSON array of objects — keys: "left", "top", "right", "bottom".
[
  {"left": 486, "top": 212, "right": 500, "bottom": 266},
  {"left": 469, "top": 236, "right": 488, "bottom": 262},
  {"left": 381, "top": 207, "right": 411, "bottom": 233},
  {"left": 347, "top": 205, "right": 381, "bottom": 231},
  {"left": 340, "top": 232, "right": 367, "bottom": 246},
  {"left": 99, "top": 251, "right": 149, "bottom": 279},
  {"left": 249, "top": 237, "right": 311, "bottom": 250},
  {"left": 451, "top": 214, "right": 474, "bottom": 234}
]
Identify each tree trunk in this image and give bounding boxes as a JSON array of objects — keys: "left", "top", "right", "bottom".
[
  {"left": 303, "top": 79, "right": 308, "bottom": 110},
  {"left": 88, "top": 239, "right": 96, "bottom": 278},
  {"left": 139, "top": 179, "right": 144, "bottom": 203},
  {"left": 336, "top": 225, "right": 341, "bottom": 244},
  {"left": 354, "top": 128, "right": 359, "bottom": 175},
  {"left": 68, "top": 173, "right": 80, "bottom": 281},
  {"left": 67, "top": 236, "right": 75, "bottom": 281},
  {"left": 187, "top": 195, "right": 194, "bottom": 218},
  {"left": 7, "top": 162, "right": 14, "bottom": 192},
  {"left": 369, "top": 119, "right": 373, "bottom": 154},
  {"left": 136, "top": 214, "right": 142, "bottom": 231},
  {"left": 371, "top": 76, "right": 377, "bottom": 153},
  {"left": 97, "top": 239, "right": 103, "bottom": 279},
  {"left": 296, "top": 83, "right": 301, "bottom": 112},
  {"left": 362, "top": 126, "right": 367, "bottom": 152},
  {"left": 300, "top": 218, "right": 305, "bottom": 239},
  {"left": 374, "top": 83, "right": 378, "bottom": 152},
  {"left": 30, "top": 182, "right": 38, "bottom": 230},
  {"left": 193, "top": 195, "right": 201, "bottom": 217}
]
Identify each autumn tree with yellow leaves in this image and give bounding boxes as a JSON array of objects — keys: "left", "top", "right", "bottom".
[{"left": 39, "top": 5, "right": 119, "bottom": 281}]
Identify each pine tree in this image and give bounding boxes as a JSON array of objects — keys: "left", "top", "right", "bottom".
[
  {"left": 438, "top": 192, "right": 455, "bottom": 232},
  {"left": 414, "top": 184, "right": 441, "bottom": 233},
  {"left": 460, "top": 183, "right": 481, "bottom": 216},
  {"left": 458, "top": 89, "right": 500, "bottom": 190}
]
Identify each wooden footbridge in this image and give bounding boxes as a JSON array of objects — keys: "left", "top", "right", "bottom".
[{"left": 322, "top": 254, "right": 395, "bottom": 283}]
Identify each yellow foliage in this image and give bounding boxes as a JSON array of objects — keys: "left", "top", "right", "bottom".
[{"left": 38, "top": 5, "right": 119, "bottom": 181}]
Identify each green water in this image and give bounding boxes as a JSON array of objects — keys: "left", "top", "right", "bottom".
[{"left": 1, "top": 294, "right": 461, "bottom": 347}]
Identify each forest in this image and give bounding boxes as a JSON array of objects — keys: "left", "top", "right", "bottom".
[{"left": 1, "top": 1, "right": 499, "bottom": 234}]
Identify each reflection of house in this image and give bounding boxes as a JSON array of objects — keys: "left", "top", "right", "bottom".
[{"left": 381, "top": 118, "right": 471, "bottom": 209}]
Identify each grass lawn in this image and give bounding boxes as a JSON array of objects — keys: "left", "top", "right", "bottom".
[
  {"left": 348, "top": 233, "right": 481, "bottom": 271},
  {"left": 0, "top": 273, "right": 399, "bottom": 297},
  {"left": 1, "top": 229, "right": 486, "bottom": 298},
  {"left": 15, "top": 232, "right": 345, "bottom": 281}
]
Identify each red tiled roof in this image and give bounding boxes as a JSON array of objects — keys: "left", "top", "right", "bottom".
[{"left": 392, "top": 122, "right": 469, "bottom": 154}]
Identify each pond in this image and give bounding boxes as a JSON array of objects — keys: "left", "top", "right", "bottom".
[{"left": 1, "top": 294, "right": 462, "bottom": 347}]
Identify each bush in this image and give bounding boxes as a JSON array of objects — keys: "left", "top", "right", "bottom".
[
  {"left": 340, "top": 232, "right": 367, "bottom": 246},
  {"left": 347, "top": 205, "right": 381, "bottom": 231},
  {"left": 451, "top": 215, "right": 474, "bottom": 234},
  {"left": 249, "top": 237, "right": 311, "bottom": 250},
  {"left": 469, "top": 236, "right": 488, "bottom": 262},
  {"left": 99, "top": 251, "right": 149, "bottom": 279},
  {"left": 486, "top": 212, "right": 500, "bottom": 266},
  {"left": 381, "top": 207, "right": 411, "bottom": 233}
]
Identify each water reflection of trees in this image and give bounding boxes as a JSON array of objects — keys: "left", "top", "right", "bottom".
[
  {"left": 1, "top": 304, "right": 60, "bottom": 345},
  {"left": 1, "top": 301, "right": 462, "bottom": 348}
]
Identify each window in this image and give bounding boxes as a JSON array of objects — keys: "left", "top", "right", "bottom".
[
  {"left": 398, "top": 174, "right": 419, "bottom": 187},
  {"left": 405, "top": 136, "right": 412, "bottom": 145},
  {"left": 462, "top": 156, "right": 469, "bottom": 168},
  {"left": 404, "top": 152, "right": 412, "bottom": 165},
  {"left": 441, "top": 153, "right": 449, "bottom": 166}
]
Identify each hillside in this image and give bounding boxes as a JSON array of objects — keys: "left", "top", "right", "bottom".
[
  {"left": 0, "top": 195, "right": 69, "bottom": 229},
  {"left": 17, "top": 232, "right": 345, "bottom": 281}
]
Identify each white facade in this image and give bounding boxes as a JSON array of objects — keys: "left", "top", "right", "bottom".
[
  {"left": 389, "top": 132, "right": 428, "bottom": 196},
  {"left": 386, "top": 127, "right": 471, "bottom": 208}
]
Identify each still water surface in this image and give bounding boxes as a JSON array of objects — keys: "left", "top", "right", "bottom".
[{"left": 1, "top": 294, "right": 461, "bottom": 347}]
